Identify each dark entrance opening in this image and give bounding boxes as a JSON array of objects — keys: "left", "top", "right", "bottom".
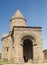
[{"left": 23, "top": 39, "right": 33, "bottom": 63}]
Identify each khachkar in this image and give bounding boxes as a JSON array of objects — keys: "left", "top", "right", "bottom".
[{"left": 1, "top": 10, "right": 44, "bottom": 63}]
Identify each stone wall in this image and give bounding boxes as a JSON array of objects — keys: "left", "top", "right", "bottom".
[
  {"left": 2, "top": 35, "right": 13, "bottom": 60},
  {"left": 13, "top": 27, "right": 44, "bottom": 63}
]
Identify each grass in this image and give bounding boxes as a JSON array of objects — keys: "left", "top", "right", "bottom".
[{"left": 0, "top": 59, "right": 11, "bottom": 64}]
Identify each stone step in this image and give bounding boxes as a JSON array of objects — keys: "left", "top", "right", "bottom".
[{"left": 2, "top": 63, "right": 47, "bottom": 65}]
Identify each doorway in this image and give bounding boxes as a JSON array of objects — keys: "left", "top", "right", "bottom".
[{"left": 23, "top": 39, "right": 33, "bottom": 63}]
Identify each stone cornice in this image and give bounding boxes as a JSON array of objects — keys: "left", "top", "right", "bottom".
[
  {"left": 10, "top": 17, "right": 26, "bottom": 22},
  {"left": 13, "top": 26, "right": 42, "bottom": 29},
  {"left": 11, "top": 26, "right": 42, "bottom": 36}
]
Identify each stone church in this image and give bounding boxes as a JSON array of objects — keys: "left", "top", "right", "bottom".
[{"left": 1, "top": 10, "right": 44, "bottom": 63}]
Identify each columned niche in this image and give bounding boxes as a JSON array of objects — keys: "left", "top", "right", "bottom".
[{"left": 21, "top": 35, "right": 36, "bottom": 63}]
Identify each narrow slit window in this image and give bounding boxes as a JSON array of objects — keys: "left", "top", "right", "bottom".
[
  {"left": 6, "top": 47, "right": 9, "bottom": 52},
  {"left": 7, "top": 47, "right": 8, "bottom": 51}
]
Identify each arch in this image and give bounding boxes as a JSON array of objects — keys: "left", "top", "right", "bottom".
[
  {"left": 21, "top": 35, "right": 36, "bottom": 45},
  {"left": 21, "top": 35, "right": 36, "bottom": 63}
]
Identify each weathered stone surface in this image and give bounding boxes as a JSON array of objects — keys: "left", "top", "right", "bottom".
[{"left": 1, "top": 10, "right": 44, "bottom": 63}]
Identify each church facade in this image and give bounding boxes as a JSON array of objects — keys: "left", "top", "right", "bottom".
[{"left": 1, "top": 10, "right": 44, "bottom": 63}]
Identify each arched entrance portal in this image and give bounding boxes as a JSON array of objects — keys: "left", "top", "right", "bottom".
[{"left": 23, "top": 39, "right": 33, "bottom": 63}]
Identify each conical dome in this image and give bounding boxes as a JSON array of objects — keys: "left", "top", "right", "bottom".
[
  {"left": 11, "top": 10, "right": 26, "bottom": 20},
  {"left": 10, "top": 10, "right": 26, "bottom": 31}
]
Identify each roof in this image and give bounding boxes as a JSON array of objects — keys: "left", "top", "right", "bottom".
[
  {"left": 13, "top": 26, "right": 42, "bottom": 29},
  {"left": 11, "top": 9, "right": 26, "bottom": 20}
]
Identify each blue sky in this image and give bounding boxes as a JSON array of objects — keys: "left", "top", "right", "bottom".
[{"left": 0, "top": 0, "right": 47, "bottom": 52}]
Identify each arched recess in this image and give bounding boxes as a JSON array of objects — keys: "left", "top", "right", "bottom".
[{"left": 21, "top": 35, "right": 36, "bottom": 63}]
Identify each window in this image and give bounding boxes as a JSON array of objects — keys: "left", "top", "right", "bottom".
[
  {"left": 7, "top": 47, "right": 8, "bottom": 51},
  {"left": 5, "top": 47, "right": 9, "bottom": 52}
]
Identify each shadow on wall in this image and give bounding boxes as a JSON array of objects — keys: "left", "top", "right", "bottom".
[
  {"left": 43, "top": 49, "right": 47, "bottom": 60},
  {"left": 0, "top": 53, "right": 1, "bottom": 59}
]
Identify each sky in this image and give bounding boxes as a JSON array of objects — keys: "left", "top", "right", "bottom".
[{"left": 0, "top": 0, "right": 47, "bottom": 52}]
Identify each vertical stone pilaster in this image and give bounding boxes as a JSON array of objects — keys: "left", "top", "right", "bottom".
[
  {"left": 14, "top": 37, "right": 24, "bottom": 63},
  {"left": 38, "top": 48, "right": 44, "bottom": 62},
  {"left": 33, "top": 44, "right": 38, "bottom": 63},
  {"left": 14, "top": 35, "right": 20, "bottom": 63},
  {"left": 19, "top": 41, "right": 24, "bottom": 63},
  {"left": 14, "top": 42, "right": 19, "bottom": 63}
]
